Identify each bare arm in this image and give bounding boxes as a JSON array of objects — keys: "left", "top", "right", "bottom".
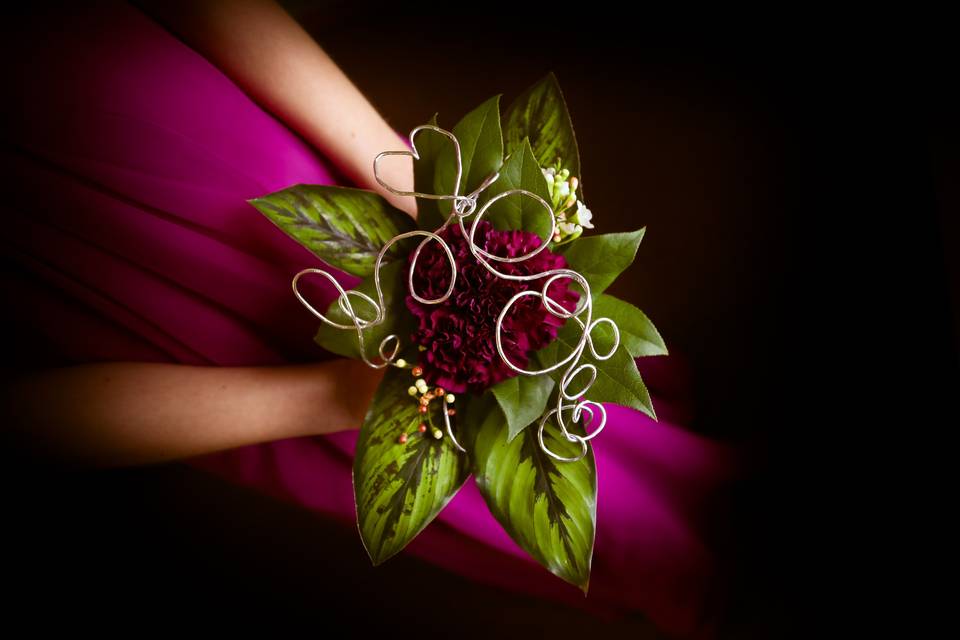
[
  {"left": 1, "top": 358, "right": 386, "bottom": 470},
  {"left": 130, "top": 0, "right": 417, "bottom": 219},
  {"left": 1, "top": 1, "right": 405, "bottom": 470}
]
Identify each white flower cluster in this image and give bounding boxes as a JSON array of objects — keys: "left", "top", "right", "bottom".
[{"left": 542, "top": 165, "right": 593, "bottom": 245}]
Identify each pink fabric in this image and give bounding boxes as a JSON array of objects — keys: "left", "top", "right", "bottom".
[{"left": 0, "top": 3, "right": 744, "bottom": 637}]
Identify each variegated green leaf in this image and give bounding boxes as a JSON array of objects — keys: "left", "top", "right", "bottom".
[
  {"left": 477, "top": 137, "right": 554, "bottom": 241},
  {"left": 503, "top": 72, "right": 583, "bottom": 202},
  {"left": 470, "top": 394, "right": 597, "bottom": 593},
  {"left": 489, "top": 372, "right": 556, "bottom": 442},
  {"left": 354, "top": 366, "right": 471, "bottom": 565},
  {"left": 249, "top": 184, "right": 416, "bottom": 277},
  {"left": 435, "top": 95, "right": 503, "bottom": 221}
]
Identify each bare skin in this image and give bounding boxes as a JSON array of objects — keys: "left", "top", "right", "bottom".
[
  {"left": 131, "top": 0, "right": 417, "bottom": 217},
  {"left": 1, "top": 0, "right": 412, "bottom": 469},
  {"left": 1, "top": 359, "right": 386, "bottom": 470}
]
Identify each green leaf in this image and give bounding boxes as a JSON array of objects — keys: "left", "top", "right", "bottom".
[
  {"left": 313, "top": 260, "right": 414, "bottom": 360},
  {"left": 470, "top": 394, "right": 597, "bottom": 593},
  {"left": 249, "top": 184, "right": 416, "bottom": 278},
  {"left": 354, "top": 366, "right": 471, "bottom": 565},
  {"left": 591, "top": 293, "right": 668, "bottom": 358},
  {"left": 534, "top": 317, "right": 656, "bottom": 421},
  {"left": 503, "top": 72, "right": 583, "bottom": 202},
  {"left": 477, "top": 137, "right": 554, "bottom": 241},
  {"left": 412, "top": 113, "right": 448, "bottom": 231},
  {"left": 489, "top": 373, "right": 556, "bottom": 442},
  {"left": 435, "top": 95, "right": 503, "bottom": 220},
  {"left": 559, "top": 228, "right": 646, "bottom": 297}
]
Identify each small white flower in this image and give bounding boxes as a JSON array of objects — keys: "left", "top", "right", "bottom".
[
  {"left": 575, "top": 201, "right": 594, "bottom": 229},
  {"left": 557, "top": 181, "right": 571, "bottom": 198},
  {"left": 558, "top": 221, "right": 578, "bottom": 236}
]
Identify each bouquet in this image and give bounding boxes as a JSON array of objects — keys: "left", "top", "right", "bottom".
[{"left": 249, "top": 73, "right": 666, "bottom": 592}]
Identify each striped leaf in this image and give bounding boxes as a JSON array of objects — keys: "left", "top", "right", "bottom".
[
  {"left": 503, "top": 72, "right": 584, "bottom": 202},
  {"left": 470, "top": 395, "right": 597, "bottom": 592},
  {"left": 249, "top": 184, "right": 416, "bottom": 277},
  {"left": 354, "top": 366, "right": 471, "bottom": 565}
]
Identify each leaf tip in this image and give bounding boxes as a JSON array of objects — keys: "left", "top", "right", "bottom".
[
  {"left": 577, "top": 570, "right": 591, "bottom": 596},
  {"left": 646, "top": 401, "right": 659, "bottom": 423}
]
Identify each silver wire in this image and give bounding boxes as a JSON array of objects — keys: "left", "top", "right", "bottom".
[{"left": 291, "top": 124, "right": 622, "bottom": 462}]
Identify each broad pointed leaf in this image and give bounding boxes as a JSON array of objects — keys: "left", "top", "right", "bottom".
[
  {"left": 470, "top": 395, "right": 597, "bottom": 593},
  {"left": 435, "top": 95, "right": 503, "bottom": 220},
  {"left": 535, "top": 317, "right": 656, "bottom": 421},
  {"left": 592, "top": 293, "right": 668, "bottom": 358},
  {"left": 559, "top": 228, "right": 646, "bottom": 297},
  {"left": 313, "top": 260, "right": 414, "bottom": 360},
  {"left": 354, "top": 366, "right": 471, "bottom": 565},
  {"left": 477, "top": 137, "right": 553, "bottom": 241},
  {"left": 503, "top": 72, "right": 584, "bottom": 203},
  {"left": 489, "top": 372, "right": 556, "bottom": 442},
  {"left": 249, "top": 184, "right": 416, "bottom": 277}
]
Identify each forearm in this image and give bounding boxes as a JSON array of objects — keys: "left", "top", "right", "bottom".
[
  {"left": 1, "top": 358, "right": 385, "bottom": 470},
  {"left": 132, "top": 0, "right": 416, "bottom": 218}
]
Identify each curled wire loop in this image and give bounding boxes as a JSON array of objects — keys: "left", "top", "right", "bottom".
[{"left": 291, "top": 124, "right": 621, "bottom": 462}]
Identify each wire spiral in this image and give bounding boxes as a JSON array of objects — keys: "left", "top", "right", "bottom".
[{"left": 292, "top": 124, "right": 620, "bottom": 462}]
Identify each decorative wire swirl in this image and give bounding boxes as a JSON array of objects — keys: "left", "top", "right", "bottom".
[{"left": 291, "top": 124, "right": 621, "bottom": 462}]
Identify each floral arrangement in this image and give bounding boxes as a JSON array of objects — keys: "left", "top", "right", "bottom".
[{"left": 249, "top": 73, "right": 666, "bottom": 592}]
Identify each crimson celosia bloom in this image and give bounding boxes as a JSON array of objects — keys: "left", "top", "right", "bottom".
[{"left": 404, "top": 219, "right": 580, "bottom": 394}]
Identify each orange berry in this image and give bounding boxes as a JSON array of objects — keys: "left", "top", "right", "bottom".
[
  {"left": 435, "top": 387, "right": 445, "bottom": 396},
  {"left": 447, "top": 408, "right": 456, "bottom": 416},
  {"left": 418, "top": 423, "right": 427, "bottom": 432},
  {"left": 411, "top": 366, "right": 423, "bottom": 377},
  {"left": 398, "top": 433, "right": 408, "bottom": 444},
  {"left": 418, "top": 405, "right": 428, "bottom": 414}
]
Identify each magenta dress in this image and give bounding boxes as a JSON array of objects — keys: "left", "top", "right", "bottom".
[{"left": 0, "top": 2, "right": 743, "bottom": 637}]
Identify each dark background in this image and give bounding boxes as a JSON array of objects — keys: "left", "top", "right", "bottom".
[{"left": 2, "top": 2, "right": 956, "bottom": 637}]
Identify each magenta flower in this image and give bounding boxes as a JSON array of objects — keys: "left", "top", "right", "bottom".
[{"left": 404, "top": 219, "right": 580, "bottom": 394}]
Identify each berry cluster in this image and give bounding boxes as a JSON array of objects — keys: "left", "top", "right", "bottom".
[{"left": 393, "top": 361, "right": 456, "bottom": 445}]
